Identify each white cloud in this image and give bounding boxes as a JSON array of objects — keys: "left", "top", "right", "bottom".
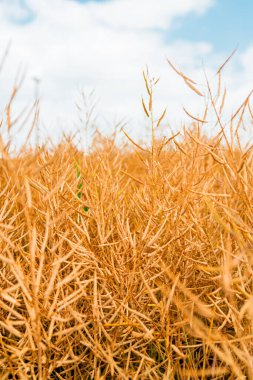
[
  {"left": 88, "top": 0, "right": 214, "bottom": 30},
  {"left": 0, "top": 0, "right": 252, "bottom": 149},
  {"left": 0, "top": 0, "right": 34, "bottom": 23}
]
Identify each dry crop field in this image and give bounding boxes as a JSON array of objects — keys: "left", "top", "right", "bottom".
[{"left": 1, "top": 65, "right": 253, "bottom": 379}]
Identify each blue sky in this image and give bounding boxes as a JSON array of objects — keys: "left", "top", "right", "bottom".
[
  {"left": 0, "top": 0, "right": 253, "bottom": 146},
  {"left": 168, "top": 0, "right": 253, "bottom": 52}
]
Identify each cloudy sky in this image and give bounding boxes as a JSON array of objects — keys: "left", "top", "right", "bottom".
[{"left": 0, "top": 0, "right": 253, "bottom": 147}]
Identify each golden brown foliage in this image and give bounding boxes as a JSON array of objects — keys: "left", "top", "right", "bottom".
[{"left": 0, "top": 64, "right": 253, "bottom": 379}]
